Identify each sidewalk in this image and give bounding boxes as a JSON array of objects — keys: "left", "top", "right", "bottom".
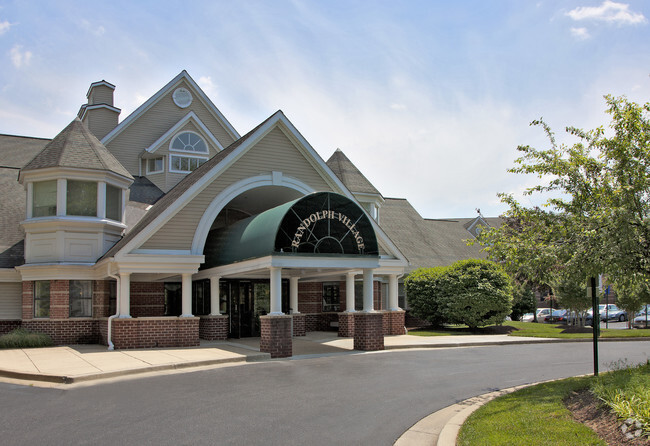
[{"left": 0, "top": 332, "right": 562, "bottom": 385}]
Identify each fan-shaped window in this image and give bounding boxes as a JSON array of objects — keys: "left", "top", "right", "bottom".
[{"left": 170, "top": 132, "right": 208, "bottom": 154}]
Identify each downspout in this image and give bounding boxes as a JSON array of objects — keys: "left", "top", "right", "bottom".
[{"left": 107, "top": 267, "right": 121, "bottom": 351}]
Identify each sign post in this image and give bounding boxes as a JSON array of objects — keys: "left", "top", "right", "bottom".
[{"left": 589, "top": 276, "right": 599, "bottom": 376}]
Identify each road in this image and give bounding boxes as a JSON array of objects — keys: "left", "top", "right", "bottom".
[{"left": 0, "top": 341, "right": 648, "bottom": 446}]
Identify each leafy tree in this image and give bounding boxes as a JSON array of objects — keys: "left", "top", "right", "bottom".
[
  {"left": 614, "top": 277, "right": 650, "bottom": 327},
  {"left": 404, "top": 266, "right": 448, "bottom": 327},
  {"left": 435, "top": 259, "right": 513, "bottom": 329},
  {"left": 551, "top": 274, "right": 590, "bottom": 326},
  {"left": 510, "top": 281, "right": 536, "bottom": 321},
  {"left": 475, "top": 96, "right": 650, "bottom": 297}
]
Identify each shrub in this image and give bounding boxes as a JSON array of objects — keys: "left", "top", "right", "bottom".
[
  {"left": 437, "top": 259, "right": 513, "bottom": 329},
  {"left": 404, "top": 266, "right": 448, "bottom": 327},
  {"left": 0, "top": 328, "right": 54, "bottom": 349}
]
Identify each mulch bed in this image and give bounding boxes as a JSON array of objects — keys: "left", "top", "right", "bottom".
[{"left": 565, "top": 389, "right": 649, "bottom": 445}]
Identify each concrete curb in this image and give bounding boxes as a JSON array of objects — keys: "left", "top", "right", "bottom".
[
  {"left": 394, "top": 383, "right": 540, "bottom": 446},
  {"left": 0, "top": 351, "right": 270, "bottom": 385}
]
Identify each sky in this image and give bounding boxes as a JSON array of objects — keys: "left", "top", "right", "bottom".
[{"left": 1, "top": 0, "right": 648, "bottom": 219}]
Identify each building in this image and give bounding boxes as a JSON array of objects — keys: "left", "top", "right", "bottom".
[{"left": 0, "top": 71, "right": 493, "bottom": 357}]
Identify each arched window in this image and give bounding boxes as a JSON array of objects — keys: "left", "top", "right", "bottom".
[{"left": 170, "top": 131, "right": 208, "bottom": 154}]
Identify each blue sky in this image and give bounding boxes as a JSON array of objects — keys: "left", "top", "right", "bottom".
[{"left": 1, "top": 0, "right": 648, "bottom": 218}]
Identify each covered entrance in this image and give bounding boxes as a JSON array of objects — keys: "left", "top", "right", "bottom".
[{"left": 221, "top": 279, "right": 289, "bottom": 338}]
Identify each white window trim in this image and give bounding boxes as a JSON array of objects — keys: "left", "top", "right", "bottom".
[
  {"left": 169, "top": 130, "right": 209, "bottom": 154},
  {"left": 146, "top": 157, "right": 165, "bottom": 175},
  {"left": 169, "top": 154, "right": 209, "bottom": 174}
]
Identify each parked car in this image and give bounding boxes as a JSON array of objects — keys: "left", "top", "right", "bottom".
[
  {"left": 536, "top": 308, "right": 552, "bottom": 322},
  {"left": 545, "top": 309, "right": 569, "bottom": 324},
  {"left": 521, "top": 313, "right": 535, "bottom": 322},
  {"left": 585, "top": 304, "right": 627, "bottom": 325},
  {"left": 633, "top": 306, "right": 650, "bottom": 329}
]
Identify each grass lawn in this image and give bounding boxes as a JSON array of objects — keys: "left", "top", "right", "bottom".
[
  {"left": 457, "top": 362, "right": 650, "bottom": 445},
  {"left": 408, "top": 321, "right": 650, "bottom": 339}
]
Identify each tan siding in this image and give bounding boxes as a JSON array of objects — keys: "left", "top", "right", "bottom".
[
  {"left": 86, "top": 107, "right": 119, "bottom": 141},
  {"left": 90, "top": 85, "right": 114, "bottom": 106},
  {"left": 0, "top": 282, "right": 22, "bottom": 319},
  {"left": 106, "top": 80, "right": 236, "bottom": 175},
  {"left": 141, "top": 126, "right": 335, "bottom": 250}
]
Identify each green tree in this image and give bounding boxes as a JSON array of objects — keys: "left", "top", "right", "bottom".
[
  {"left": 511, "top": 281, "right": 536, "bottom": 321},
  {"left": 551, "top": 274, "right": 590, "bottom": 326},
  {"left": 475, "top": 96, "right": 650, "bottom": 296},
  {"left": 436, "top": 259, "right": 513, "bottom": 329},
  {"left": 614, "top": 277, "right": 650, "bottom": 327}
]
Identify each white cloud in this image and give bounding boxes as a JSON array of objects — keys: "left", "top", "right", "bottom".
[
  {"left": 197, "top": 76, "right": 217, "bottom": 97},
  {"left": 570, "top": 27, "right": 591, "bottom": 39},
  {"left": 80, "top": 19, "right": 105, "bottom": 36},
  {"left": 390, "top": 103, "right": 407, "bottom": 111},
  {"left": 0, "top": 20, "right": 10, "bottom": 35},
  {"left": 566, "top": 1, "right": 646, "bottom": 25},
  {"left": 10, "top": 45, "right": 32, "bottom": 68}
]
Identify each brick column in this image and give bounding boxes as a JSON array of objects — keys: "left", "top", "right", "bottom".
[
  {"left": 387, "top": 310, "right": 406, "bottom": 335},
  {"left": 260, "top": 314, "right": 292, "bottom": 358},
  {"left": 199, "top": 315, "right": 229, "bottom": 340},
  {"left": 22, "top": 281, "right": 34, "bottom": 320},
  {"left": 338, "top": 312, "right": 355, "bottom": 337},
  {"left": 292, "top": 313, "right": 306, "bottom": 336},
  {"left": 353, "top": 312, "right": 384, "bottom": 351}
]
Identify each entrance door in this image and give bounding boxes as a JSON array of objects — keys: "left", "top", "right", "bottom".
[{"left": 225, "top": 279, "right": 289, "bottom": 338}]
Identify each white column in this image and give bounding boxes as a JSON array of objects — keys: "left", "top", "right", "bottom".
[
  {"left": 363, "top": 268, "right": 374, "bottom": 312},
  {"left": 270, "top": 267, "right": 283, "bottom": 315},
  {"left": 210, "top": 276, "right": 221, "bottom": 315},
  {"left": 57, "top": 178, "right": 66, "bottom": 216},
  {"left": 346, "top": 272, "right": 356, "bottom": 312},
  {"left": 97, "top": 181, "right": 106, "bottom": 219},
  {"left": 181, "top": 273, "right": 193, "bottom": 317},
  {"left": 118, "top": 272, "right": 131, "bottom": 318},
  {"left": 290, "top": 276, "right": 300, "bottom": 314},
  {"left": 388, "top": 274, "right": 400, "bottom": 310}
]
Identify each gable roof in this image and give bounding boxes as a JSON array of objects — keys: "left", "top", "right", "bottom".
[
  {"left": 101, "top": 70, "right": 240, "bottom": 146},
  {"left": 101, "top": 110, "right": 407, "bottom": 265},
  {"left": 378, "top": 198, "right": 491, "bottom": 269},
  {"left": 326, "top": 149, "right": 381, "bottom": 196},
  {"left": 20, "top": 118, "right": 133, "bottom": 180},
  {"left": 144, "top": 111, "right": 225, "bottom": 154}
]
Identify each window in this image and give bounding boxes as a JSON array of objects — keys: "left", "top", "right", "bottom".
[
  {"left": 322, "top": 282, "right": 340, "bottom": 312},
  {"left": 170, "top": 131, "right": 208, "bottom": 154},
  {"left": 67, "top": 180, "right": 97, "bottom": 216},
  {"left": 192, "top": 280, "right": 211, "bottom": 316},
  {"left": 70, "top": 280, "right": 93, "bottom": 317},
  {"left": 170, "top": 155, "right": 207, "bottom": 173},
  {"left": 355, "top": 282, "right": 363, "bottom": 311},
  {"left": 32, "top": 180, "right": 57, "bottom": 217},
  {"left": 146, "top": 157, "right": 164, "bottom": 174},
  {"left": 108, "top": 281, "right": 117, "bottom": 315},
  {"left": 34, "top": 281, "right": 50, "bottom": 318},
  {"left": 105, "top": 184, "right": 122, "bottom": 221}
]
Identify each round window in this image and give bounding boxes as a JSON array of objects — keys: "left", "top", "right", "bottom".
[{"left": 173, "top": 88, "right": 193, "bottom": 108}]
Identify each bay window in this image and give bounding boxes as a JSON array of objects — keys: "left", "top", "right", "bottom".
[{"left": 67, "top": 180, "right": 97, "bottom": 216}]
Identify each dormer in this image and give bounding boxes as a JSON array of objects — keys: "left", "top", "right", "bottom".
[
  {"left": 19, "top": 118, "right": 134, "bottom": 264},
  {"left": 77, "top": 80, "right": 121, "bottom": 140}
]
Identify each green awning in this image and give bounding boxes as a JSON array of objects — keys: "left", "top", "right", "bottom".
[{"left": 202, "top": 192, "right": 379, "bottom": 268}]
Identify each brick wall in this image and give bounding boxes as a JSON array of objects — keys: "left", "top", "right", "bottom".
[
  {"left": 0, "top": 320, "right": 21, "bottom": 335},
  {"left": 353, "top": 312, "right": 384, "bottom": 351},
  {"left": 298, "top": 282, "right": 322, "bottom": 313},
  {"left": 405, "top": 310, "right": 431, "bottom": 329},
  {"left": 199, "top": 315, "right": 229, "bottom": 340},
  {"left": 305, "top": 313, "right": 319, "bottom": 332},
  {"left": 338, "top": 312, "right": 354, "bottom": 337},
  {"left": 260, "top": 315, "right": 292, "bottom": 358},
  {"left": 50, "top": 280, "right": 69, "bottom": 319},
  {"left": 130, "top": 282, "right": 165, "bottom": 317},
  {"left": 106, "top": 317, "right": 200, "bottom": 349},
  {"left": 93, "top": 280, "right": 112, "bottom": 318},
  {"left": 382, "top": 310, "right": 406, "bottom": 335},
  {"left": 22, "top": 319, "right": 99, "bottom": 344},
  {"left": 292, "top": 313, "right": 306, "bottom": 336}
]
